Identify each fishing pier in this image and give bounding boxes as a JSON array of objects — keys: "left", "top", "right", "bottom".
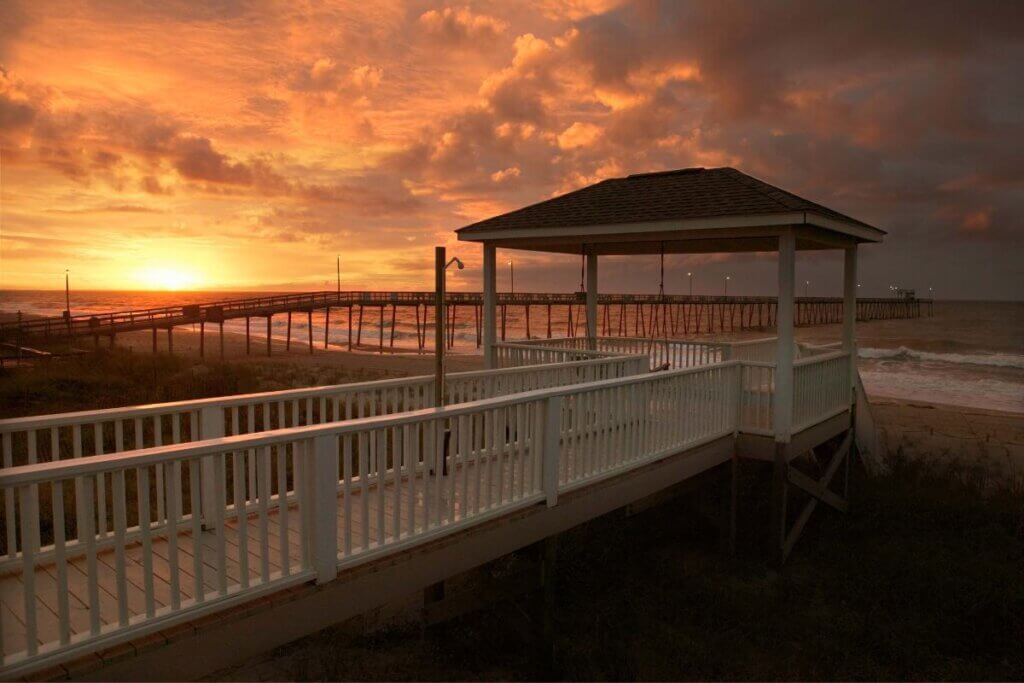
[{"left": 1, "top": 290, "right": 930, "bottom": 359}]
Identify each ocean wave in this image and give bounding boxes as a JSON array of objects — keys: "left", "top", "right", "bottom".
[{"left": 858, "top": 346, "right": 1024, "bottom": 369}]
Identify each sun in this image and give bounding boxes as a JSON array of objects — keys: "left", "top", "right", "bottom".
[{"left": 136, "top": 267, "right": 201, "bottom": 291}]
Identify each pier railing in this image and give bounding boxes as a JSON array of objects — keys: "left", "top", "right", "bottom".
[{"left": 0, "top": 362, "right": 738, "bottom": 675}]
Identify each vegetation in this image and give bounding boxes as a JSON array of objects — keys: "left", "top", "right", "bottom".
[
  {"left": 0, "top": 348, "right": 396, "bottom": 418},
  {"left": 226, "top": 457, "right": 1024, "bottom": 681}
]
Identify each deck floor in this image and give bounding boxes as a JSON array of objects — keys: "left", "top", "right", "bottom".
[{"left": 0, "top": 452, "right": 547, "bottom": 660}]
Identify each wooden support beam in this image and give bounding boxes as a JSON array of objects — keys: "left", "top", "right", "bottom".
[
  {"left": 245, "top": 316, "right": 250, "bottom": 355},
  {"left": 266, "top": 315, "right": 272, "bottom": 356},
  {"left": 219, "top": 322, "right": 225, "bottom": 358},
  {"left": 286, "top": 312, "right": 292, "bottom": 351},
  {"left": 307, "top": 309, "right": 313, "bottom": 354},
  {"left": 324, "top": 307, "right": 330, "bottom": 349},
  {"left": 781, "top": 430, "right": 853, "bottom": 561},
  {"left": 199, "top": 321, "right": 205, "bottom": 358}
]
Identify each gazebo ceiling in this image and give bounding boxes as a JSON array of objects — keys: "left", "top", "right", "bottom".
[{"left": 456, "top": 167, "right": 885, "bottom": 254}]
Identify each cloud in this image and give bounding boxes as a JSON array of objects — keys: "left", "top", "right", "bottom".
[
  {"left": 490, "top": 166, "right": 521, "bottom": 183},
  {"left": 557, "top": 121, "right": 601, "bottom": 149},
  {"left": 419, "top": 7, "right": 507, "bottom": 45}
]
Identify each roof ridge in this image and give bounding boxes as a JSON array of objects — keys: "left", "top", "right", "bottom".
[{"left": 719, "top": 168, "right": 806, "bottom": 212}]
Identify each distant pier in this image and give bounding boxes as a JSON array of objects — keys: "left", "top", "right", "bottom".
[{"left": 0, "top": 290, "right": 932, "bottom": 359}]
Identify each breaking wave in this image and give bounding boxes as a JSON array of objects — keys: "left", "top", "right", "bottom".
[{"left": 858, "top": 346, "right": 1024, "bottom": 370}]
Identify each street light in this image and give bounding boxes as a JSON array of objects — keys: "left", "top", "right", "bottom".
[
  {"left": 687, "top": 271, "right": 693, "bottom": 296},
  {"left": 724, "top": 275, "right": 730, "bottom": 296},
  {"left": 508, "top": 259, "right": 515, "bottom": 295},
  {"left": 805, "top": 280, "right": 810, "bottom": 297}
]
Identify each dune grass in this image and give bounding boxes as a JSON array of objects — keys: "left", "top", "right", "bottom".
[
  {"left": 0, "top": 348, "right": 395, "bottom": 418},
  {"left": 226, "top": 457, "right": 1024, "bottom": 681}
]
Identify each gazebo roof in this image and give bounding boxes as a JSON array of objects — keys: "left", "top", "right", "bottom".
[{"left": 457, "top": 167, "right": 884, "bottom": 254}]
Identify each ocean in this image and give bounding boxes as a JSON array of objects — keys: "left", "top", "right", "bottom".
[{"left": 2, "top": 291, "right": 1022, "bottom": 414}]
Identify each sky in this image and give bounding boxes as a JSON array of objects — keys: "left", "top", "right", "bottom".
[{"left": 0, "top": 0, "right": 1022, "bottom": 299}]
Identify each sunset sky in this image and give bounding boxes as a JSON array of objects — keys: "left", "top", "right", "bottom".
[{"left": 1, "top": 1, "right": 1021, "bottom": 298}]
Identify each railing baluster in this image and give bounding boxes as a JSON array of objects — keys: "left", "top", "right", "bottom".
[
  {"left": 51, "top": 478, "right": 70, "bottom": 645},
  {"left": 112, "top": 469, "right": 130, "bottom": 625},
  {"left": 166, "top": 461, "right": 182, "bottom": 610},
  {"left": 277, "top": 445, "right": 290, "bottom": 576},
  {"left": 232, "top": 451, "right": 249, "bottom": 589},
  {"left": 18, "top": 485, "right": 38, "bottom": 656},
  {"left": 137, "top": 466, "right": 155, "bottom": 618},
  {"left": 258, "top": 446, "right": 271, "bottom": 583},
  {"left": 189, "top": 459, "right": 204, "bottom": 602}
]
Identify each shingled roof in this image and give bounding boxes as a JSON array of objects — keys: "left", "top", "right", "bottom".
[{"left": 456, "top": 167, "right": 882, "bottom": 237}]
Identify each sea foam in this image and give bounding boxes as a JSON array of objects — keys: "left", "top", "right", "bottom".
[{"left": 858, "top": 346, "right": 1024, "bottom": 370}]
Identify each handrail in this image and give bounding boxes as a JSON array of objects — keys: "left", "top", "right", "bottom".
[
  {"left": 0, "top": 355, "right": 637, "bottom": 432},
  {"left": 793, "top": 350, "right": 848, "bottom": 367},
  {"left": 0, "top": 360, "right": 740, "bottom": 487}
]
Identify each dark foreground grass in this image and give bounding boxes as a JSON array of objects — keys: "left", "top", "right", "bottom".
[
  {"left": 237, "top": 458, "right": 1024, "bottom": 682},
  {"left": 0, "top": 348, "right": 394, "bottom": 418}
]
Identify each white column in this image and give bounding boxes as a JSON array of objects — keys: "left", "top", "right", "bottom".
[
  {"left": 842, "top": 244, "right": 858, "bottom": 399},
  {"left": 773, "top": 231, "right": 795, "bottom": 443},
  {"left": 586, "top": 252, "right": 598, "bottom": 347},
  {"left": 482, "top": 243, "right": 497, "bottom": 368}
]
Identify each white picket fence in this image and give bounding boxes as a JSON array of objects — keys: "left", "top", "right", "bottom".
[{"left": 0, "top": 362, "right": 739, "bottom": 676}]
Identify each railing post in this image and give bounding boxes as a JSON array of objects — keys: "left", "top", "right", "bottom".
[
  {"left": 303, "top": 435, "right": 339, "bottom": 584},
  {"left": 198, "top": 406, "right": 224, "bottom": 527},
  {"left": 542, "top": 396, "right": 561, "bottom": 507}
]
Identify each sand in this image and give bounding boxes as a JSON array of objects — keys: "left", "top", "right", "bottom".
[
  {"left": 869, "top": 397, "right": 1024, "bottom": 480},
  {"left": 88, "top": 324, "right": 486, "bottom": 375}
]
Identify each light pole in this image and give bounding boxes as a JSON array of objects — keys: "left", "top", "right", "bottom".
[
  {"left": 508, "top": 259, "right": 514, "bottom": 295},
  {"left": 805, "top": 280, "right": 810, "bottom": 297},
  {"left": 724, "top": 275, "right": 730, "bottom": 296},
  {"left": 687, "top": 271, "right": 693, "bottom": 296},
  {"left": 434, "top": 247, "right": 465, "bottom": 408}
]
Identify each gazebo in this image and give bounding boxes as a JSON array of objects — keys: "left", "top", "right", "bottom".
[{"left": 458, "top": 166, "right": 885, "bottom": 557}]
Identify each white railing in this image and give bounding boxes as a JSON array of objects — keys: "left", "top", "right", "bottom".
[
  {"left": 492, "top": 342, "right": 625, "bottom": 367},
  {"left": 512, "top": 336, "right": 727, "bottom": 370},
  {"left": 792, "top": 352, "right": 852, "bottom": 432},
  {"left": 0, "top": 356, "right": 646, "bottom": 566},
  {"left": 737, "top": 362, "right": 775, "bottom": 435},
  {"left": 721, "top": 337, "right": 780, "bottom": 363},
  {"left": 0, "top": 362, "right": 739, "bottom": 676}
]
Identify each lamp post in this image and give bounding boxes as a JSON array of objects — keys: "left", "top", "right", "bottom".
[
  {"left": 805, "top": 280, "right": 810, "bottom": 297},
  {"left": 508, "top": 259, "right": 514, "bottom": 295},
  {"left": 434, "top": 247, "right": 465, "bottom": 408},
  {"left": 687, "top": 271, "right": 693, "bottom": 296},
  {"left": 724, "top": 275, "right": 730, "bottom": 296},
  {"left": 63, "top": 269, "right": 72, "bottom": 333}
]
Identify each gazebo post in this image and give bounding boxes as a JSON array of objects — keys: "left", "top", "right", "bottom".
[
  {"left": 771, "top": 230, "right": 796, "bottom": 561},
  {"left": 586, "top": 251, "right": 598, "bottom": 349},
  {"left": 842, "top": 245, "right": 858, "bottom": 398},
  {"left": 482, "top": 243, "right": 497, "bottom": 368}
]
